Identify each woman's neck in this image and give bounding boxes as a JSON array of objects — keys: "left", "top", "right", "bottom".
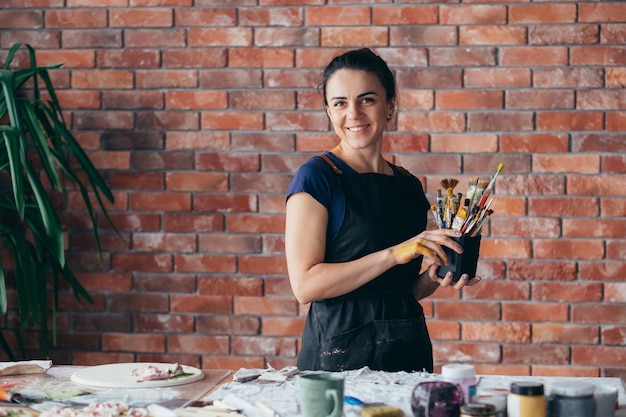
[{"left": 331, "top": 145, "right": 391, "bottom": 175}]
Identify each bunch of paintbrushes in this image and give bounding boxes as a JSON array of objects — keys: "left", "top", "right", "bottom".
[{"left": 431, "top": 163, "right": 504, "bottom": 237}]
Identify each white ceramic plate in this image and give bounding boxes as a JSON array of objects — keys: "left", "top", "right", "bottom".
[{"left": 70, "top": 363, "right": 204, "bottom": 388}]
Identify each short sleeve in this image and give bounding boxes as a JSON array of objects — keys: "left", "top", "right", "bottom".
[{"left": 286, "top": 156, "right": 338, "bottom": 209}]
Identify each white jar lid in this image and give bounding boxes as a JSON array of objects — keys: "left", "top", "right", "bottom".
[
  {"left": 442, "top": 363, "right": 476, "bottom": 378},
  {"left": 550, "top": 381, "right": 594, "bottom": 397},
  {"left": 472, "top": 393, "right": 507, "bottom": 410}
]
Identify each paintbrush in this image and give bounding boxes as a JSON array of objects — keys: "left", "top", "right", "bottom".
[{"left": 477, "top": 163, "right": 505, "bottom": 209}]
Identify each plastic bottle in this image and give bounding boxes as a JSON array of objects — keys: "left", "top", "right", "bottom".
[
  {"left": 441, "top": 364, "right": 478, "bottom": 404},
  {"left": 507, "top": 381, "right": 545, "bottom": 417}
]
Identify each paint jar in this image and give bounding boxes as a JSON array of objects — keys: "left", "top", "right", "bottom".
[
  {"left": 507, "top": 381, "right": 545, "bottom": 417},
  {"left": 441, "top": 363, "right": 478, "bottom": 404},
  {"left": 547, "top": 381, "right": 595, "bottom": 417},
  {"left": 593, "top": 384, "right": 617, "bottom": 417},
  {"left": 411, "top": 380, "right": 465, "bottom": 417},
  {"left": 472, "top": 389, "right": 507, "bottom": 417},
  {"left": 460, "top": 403, "right": 497, "bottom": 416}
]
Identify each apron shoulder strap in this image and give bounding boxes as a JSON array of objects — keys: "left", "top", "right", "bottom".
[
  {"left": 318, "top": 154, "right": 343, "bottom": 175},
  {"left": 395, "top": 165, "right": 412, "bottom": 177}
]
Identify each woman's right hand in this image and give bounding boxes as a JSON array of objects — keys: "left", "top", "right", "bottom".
[{"left": 391, "top": 229, "right": 464, "bottom": 266}]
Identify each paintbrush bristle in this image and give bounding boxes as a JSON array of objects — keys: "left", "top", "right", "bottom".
[{"left": 440, "top": 178, "right": 459, "bottom": 191}]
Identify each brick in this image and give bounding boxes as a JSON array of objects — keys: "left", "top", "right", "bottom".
[
  {"left": 165, "top": 91, "right": 227, "bottom": 110},
  {"left": 239, "top": 7, "right": 303, "bottom": 26},
  {"left": 171, "top": 294, "right": 232, "bottom": 314},
  {"left": 103, "top": 333, "right": 165, "bottom": 352},
  {"left": 135, "top": 314, "right": 193, "bottom": 333},
  {"left": 174, "top": 7, "right": 237, "bottom": 26},
  {"left": 55, "top": 333, "right": 101, "bottom": 351},
  {"left": 73, "top": 111, "right": 134, "bottom": 130},
  {"left": 498, "top": 174, "right": 564, "bottom": 195},
  {"left": 265, "top": 68, "right": 321, "bottom": 88},
  {"left": 102, "top": 91, "right": 164, "bottom": 110},
  {"left": 533, "top": 154, "right": 599, "bottom": 174},
  {"left": 238, "top": 255, "right": 287, "bottom": 275},
  {"left": 578, "top": 90, "right": 626, "bottom": 111},
  {"left": 571, "top": 46, "right": 626, "bottom": 66},
  {"left": 76, "top": 272, "right": 132, "bottom": 291},
  {"left": 136, "top": 70, "right": 198, "bottom": 88},
  {"left": 321, "top": 27, "right": 387, "bottom": 47},
  {"left": 529, "top": 24, "right": 599, "bottom": 45},
  {"left": 607, "top": 241, "right": 626, "bottom": 260},
  {"left": 440, "top": 5, "right": 506, "bottom": 24},
  {"left": 607, "top": 113, "right": 626, "bottom": 132},
  {"left": 436, "top": 90, "right": 503, "bottom": 110},
  {"left": 45, "top": 10, "right": 107, "bottom": 28},
  {"left": 0, "top": 30, "right": 60, "bottom": 49},
  {"left": 72, "top": 70, "right": 133, "bottom": 89},
  {"left": 564, "top": 219, "right": 626, "bottom": 239},
  {"left": 431, "top": 134, "right": 498, "bottom": 153},
  {"left": 508, "top": 4, "right": 576, "bottom": 24},
  {"left": 130, "top": 192, "right": 191, "bottom": 211},
  {"left": 235, "top": 296, "right": 298, "bottom": 315},
  {"left": 56, "top": 90, "right": 100, "bottom": 110},
  {"left": 131, "top": 0, "right": 192, "bottom": 5},
  {"left": 464, "top": 68, "right": 530, "bottom": 88},
  {"left": 601, "top": 326, "right": 626, "bottom": 345},
  {"left": 605, "top": 283, "right": 626, "bottom": 303},
  {"left": 168, "top": 335, "right": 230, "bottom": 354},
  {"left": 468, "top": 112, "right": 534, "bottom": 132},
  {"left": 491, "top": 217, "right": 560, "bottom": 238},
  {"left": 398, "top": 112, "right": 465, "bottom": 133},
  {"left": 534, "top": 68, "right": 603, "bottom": 88},
  {"left": 535, "top": 282, "right": 603, "bottom": 303},
  {"left": 125, "top": 29, "right": 186, "bottom": 47},
  {"left": 573, "top": 134, "right": 626, "bottom": 154},
  {"left": 231, "top": 336, "right": 296, "bottom": 357},
  {"left": 162, "top": 49, "right": 227, "bottom": 68},
  {"left": 197, "top": 315, "right": 260, "bottom": 335},
  {"left": 198, "top": 277, "right": 263, "bottom": 296},
  {"left": 502, "top": 302, "right": 569, "bottom": 323},
  {"left": 137, "top": 111, "right": 199, "bottom": 130},
  {"left": 229, "top": 48, "right": 294, "bottom": 68},
  {"left": 579, "top": 261, "right": 626, "bottom": 282},
  {"left": 201, "top": 112, "right": 263, "bottom": 130},
  {"left": 427, "top": 321, "right": 461, "bottom": 341},
  {"left": 464, "top": 280, "right": 530, "bottom": 301},
  {"left": 567, "top": 175, "right": 626, "bottom": 197},
  {"left": 602, "top": 24, "right": 626, "bottom": 44},
  {"left": 133, "top": 233, "right": 196, "bottom": 252},
  {"left": 430, "top": 47, "right": 496, "bottom": 67},
  {"left": 131, "top": 150, "right": 193, "bottom": 170},
  {"left": 189, "top": 28, "right": 252, "bottom": 47},
  {"left": 504, "top": 344, "right": 570, "bottom": 365},
  {"left": 200, "top": 69, "right": 262, "bottom": 89},
  {"left": 62, "top": 29, "right": 123, "bottom": 48},
  {"left": 112, "top": 253, "right": 173, "bottom": 272},
  {"left": 133, "top": 273, "right": 196, "bottom": 293},
  {"left": 579, "top": 3, "right": 626, "bottom": 23},
  {"left": 167, "top": 132, "right": 230, "bottom": 150},
  {"left": 396, "top": 154, "right": 460, "bottom": 177},
  {"left": 77, "top": 37, "right": 126, "bottom": 64},
  {"left": 73, "top": 353, "right": 135, "bottom": 366},
  {"left": 202, "top": 355, "right": 264, "bottom": 370},
  {"left": 107, "top": 290, "right": 169, "bottom": 313},
  {"left": 501, "top": 133, "right": 569, "bottom": 153},
  {"left": 601, "top": 198, "right": 626, "bottom": 217},
  {"left": 505, "top": 90, "right": 574, "bottom": 110},
  {"left": 230, "top": 91, "right": 295, "bottom": 110},
  {"left": 99, "top": 213, "right": 161, "bottom": 232},
  {"left": 165, "top": 172, "right": 228, "bottom": 191},
  {"left": 573, "top": 346, "right": 626, "bottom": 367},
  {"left": 377, "top": 48, "right": 429, "bottom": 69},
  {"left": 373, "top": 5, "right": 437, "bottom": 25},
  {"left": 194, "top": 194, "right": 256, "bottom": 213},
  {"left": 0, "top": 10, "right": 42, "bottom": 29},
  {"left": 266, "top": 112, "right": 328, "bottom": 131},
  {"left": 307, "top": 6, "right": 370, "bottom": 25},
  {"left": 384, "top": 133, "right": 429, "bottom": 154},
  {"left": 265, "top": 277, "right": 291, "bottom": 297},
  {"left": 501, "top": 46, "right": 568, "bottom": 66},
  {"left": 533, "top": 324, "right": 599, "bottom": 344},
  {"left": 110, "top": 8, "right": 172, "bottom": 27},
  {"left": 36, "top": 49, "right": 95, "bottom": 68},
  {"left": 72, "top": 313, "right": 131, "bottom": 332},
  {"left": 162, "top": 213, "right": 224, "bottom": 232},
  {"left": 474, "top": 364, "right": 530, "bottom": 376},
  {"left": 460, "top": 26, "right": 526, "bottom": 45},
  {"left": 262, "top": 317, "right": 306, "bottom": 336},
  {"left": 534, "top": 239, "right": 604, "bottom": 260},
  {"left": 67, "top": 0, "right": 126, "bottom": 5},
  {"left": 390, "top": 26, "right": 457, "bottom": 47},
  {"left": 102, "top": 131, "right": 164, "bottom": 150},
  {"left": 226, "top": 214, "right": 285, "bottom": 234},
  {"left": 434, "top": 301, "right": 500, "bottom": 320},
  {"left": 529, "top": 197, "right": 598, "bottom": 217},
  {"left": 174, "top": 254, "right": 236, "bottom": 273},
  {"left": 463, "top": 322, "right": 530, "bottom": 343},
  {"left": 196, "top": 152, "right": 260, "bottom": 172},
  {"left": 256, "top": 28, "right": 319, "bottom": 47},
  {"left": 396, "top": 69, "right": 462, "bottom": 88},
  {"left": 433, "top": 341, "right": 501, "bottom": 363}
]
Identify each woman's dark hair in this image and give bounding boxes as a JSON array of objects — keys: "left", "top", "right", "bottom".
[{"left": 318, "top": 48, "right": 396, "bottom": 106}]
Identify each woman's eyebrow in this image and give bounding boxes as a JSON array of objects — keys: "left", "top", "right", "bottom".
[{"left": 329, "top": 91, "right": 380, "bottom": 101}]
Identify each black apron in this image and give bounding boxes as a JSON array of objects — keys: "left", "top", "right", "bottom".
[{"left": 297, "top": 154, "right": 433, "bottom": 372}]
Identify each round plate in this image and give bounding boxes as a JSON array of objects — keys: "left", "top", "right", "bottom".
[{"left": 70, "top": 363, "right": 204, "bottom": 388}]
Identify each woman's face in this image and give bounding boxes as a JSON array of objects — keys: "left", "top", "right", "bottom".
[{"left": 325, "top": 69, "right": 394, "bottom": 151}]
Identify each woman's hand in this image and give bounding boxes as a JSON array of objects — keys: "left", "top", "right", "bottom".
[{"left": 391, "top": 228, "right": 463, "bottom": 267}]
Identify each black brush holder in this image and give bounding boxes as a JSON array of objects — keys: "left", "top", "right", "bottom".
[{"left": 436, "top": 235, "right": 482, "bottom": 282}]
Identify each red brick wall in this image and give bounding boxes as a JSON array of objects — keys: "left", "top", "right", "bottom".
[{"left": 2, "top": 2, "right": 626, "bottom": 378}]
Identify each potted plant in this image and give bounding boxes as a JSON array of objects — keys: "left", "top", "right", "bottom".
[{"left": 0, "top": 43, "right": 115, "bottom": 359}]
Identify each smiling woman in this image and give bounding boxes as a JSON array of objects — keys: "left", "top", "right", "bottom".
[{"left": 284, "top": 48, "right": 482, "bottom": 373}]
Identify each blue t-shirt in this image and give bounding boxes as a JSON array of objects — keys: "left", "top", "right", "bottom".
[{"left": 286, "top": 151, "right": 428, "bottom": 241}]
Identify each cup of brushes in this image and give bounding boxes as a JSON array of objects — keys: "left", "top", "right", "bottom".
[{"left": 433, "top": 163, "right": 504, "bottom": 282}]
